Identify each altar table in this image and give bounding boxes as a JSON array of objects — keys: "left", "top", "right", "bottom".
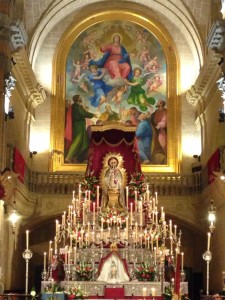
[{"left": 41, "top": 281, "right": 188, "bottom": 297}]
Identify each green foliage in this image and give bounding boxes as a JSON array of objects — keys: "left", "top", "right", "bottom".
[
  {"left": 80, "top": 172, "right": 99, "bottom": 200},
  {"left": 129, "top": 172, "right": 147, "bottom": 197}
]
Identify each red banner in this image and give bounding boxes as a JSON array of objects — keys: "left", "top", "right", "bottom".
[
  {"left": 207, "top": 148, "right": 220, "bottom": 184},
  {"left": 13, "top": 147, "right": 25, "bottom": 183}
]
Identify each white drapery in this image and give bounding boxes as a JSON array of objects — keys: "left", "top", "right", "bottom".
[{"left": 97, "top": 253, "right": 129, "bottom": 283}]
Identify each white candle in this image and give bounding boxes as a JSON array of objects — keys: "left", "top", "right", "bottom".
[
  {"left": 44, "top": 252, "right": 46, "bottom": 271},
  {"left": 154, "top": 247, "right": 156, "bottom": 264},
  {"left": 181, "top": 252, "right": 184, "bottom": 271},
  {"left": 97, "top": 186, "right": 99, "bottom": 208},
  {"left": 143, "top": 287, "right": 147, "bottom": 297},
  {"left": 174, "top": 225, "right": 177, "bottom": 240},
  {"left": 49, "top": 248, "right": 53, "bottom": 264},
  {"left": 54, "top": 236, "right": 57, "bottom": 254},
  {"left": 130, "top": 203, "right": 133, "bottom": 226},
  {"left": 74, "top": 247, "right": 77, "bottom": 264},
  {"left": 146, "top": 190, "right": 150, "bottom": 201},
  {"left": 155, "top": 191, "right": 158, "bottom": 203},
  {"left": 126, "top": 186, "right": 129, "bottom": 208},
  {"left": 49, "top": 240, "right": 52, "bottom": 263},
  {"left": 55, "top": 220, "right": 59, "bottom": 236},
  {"left": 170, "top": 237, "right": 173, "bottom": 255},
  {"left": 140, "top": 203, "right": 143, "bottom": 226},
  {"left": 68, "top": 252, "right": 70, "bottom": 267},
  {"left": 169, "top": 220, "right": 172, "bottom": 237},
  {"left": 93, "top": 203, "right": 96, "bottom": 225},
  {"left": 26, "top": 230, "right": 29, "bottom": 249},
  {"left": 207, "top": 232, "right": 211, "bottom": 251},
  {"left": 151, "top": 288, "right": 156, "bottom": 296}
]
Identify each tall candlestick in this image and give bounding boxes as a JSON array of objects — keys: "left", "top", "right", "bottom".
[
  {"left": 207, "top": 232, "right": 211, "bottom": 251},
  {"left": 26, "top": 230, "right": 29, "bottom": 249}
]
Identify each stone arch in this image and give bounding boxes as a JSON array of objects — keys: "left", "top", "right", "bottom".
[{"left": 28, "top": 0, "right": 204, "bottom": 85}]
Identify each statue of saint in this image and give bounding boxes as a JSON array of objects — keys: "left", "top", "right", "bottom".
[
  {"left": 100, "top": 154, "right": 127, "bottom": 211},
  {"left": 110, "top": 260, "right": 117, "bottom": 279}
]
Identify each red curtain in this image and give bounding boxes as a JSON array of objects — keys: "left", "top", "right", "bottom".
[
  {"left": 207, "top": 148, "right": 220, "bottom": 184},
  {"left": 13, "top": 147, "right": 25, "bottom": 183},
  {"left": 86, "top": 128, "right": 141, "bottom": 180}
]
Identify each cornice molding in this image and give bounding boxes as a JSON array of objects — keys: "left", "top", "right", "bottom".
[
  {"left": 186, "top": 52, "right": 221, "bottom": 107},
  {"left": 12, "top": 48, "right": 46, "bottom": 110}
]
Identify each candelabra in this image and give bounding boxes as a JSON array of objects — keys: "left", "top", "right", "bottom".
[
  {"left": 22, "top": 248, "right": 33, "bottom": 294},
  {"left": 43, "top": 184, "right": 183, "bottom": 287}
]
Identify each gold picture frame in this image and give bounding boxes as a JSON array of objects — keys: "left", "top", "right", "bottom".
[{"left": 51, "top": 10, "right": 180, "bottom": 174}]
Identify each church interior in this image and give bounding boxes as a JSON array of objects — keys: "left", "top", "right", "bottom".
[{"left": 1, "top": 0, "right": 225, "bottom": 299}]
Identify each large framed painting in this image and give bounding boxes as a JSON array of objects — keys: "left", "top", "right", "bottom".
[{"left": 51, "top": 11, "right": 180, "bottom": 173}]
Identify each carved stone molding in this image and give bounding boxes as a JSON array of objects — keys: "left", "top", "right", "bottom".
[
  {"left": 207, "top": 19, "right": 225, "bottom": 53},
  {"left": 0, "top": 13, "right": 27, "bottom": 51},
  {"left": 186, "top": 52, "right": 221, "bottom": 107},
  {"left": 10, "top": 19, "right": 27, "bottom": 50},
  {"left": 12, "top": 48, "right": 47, "bottom": 111}
]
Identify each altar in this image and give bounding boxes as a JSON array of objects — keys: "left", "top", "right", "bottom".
[{"left": 41, "top": 280, "right": 188, "bottom": 297}]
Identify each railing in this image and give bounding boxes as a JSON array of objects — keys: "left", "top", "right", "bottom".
[{"left": 28, "top": 171, "right": 202, "bottom": 196}]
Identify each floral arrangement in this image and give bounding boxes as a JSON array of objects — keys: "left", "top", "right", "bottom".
[
  {"left": 67, "top": 284, "right": 87, "bottom": 298},
  {"left": 135, "top": 262, "right": 155, "bottom": 281},
  {"left": 80, "top": 172, "right": 99, "bottom": 200},
  {"left": 75, "top": 262, "right": 93, "bottom": 280},
  {"left": 44, "top": 283, "right": 62, "bottom": 293},
  {"left": 163, "top": 287, "right": 191, "bottom": 300},
  {"left": 129, "top": 172, "right": 147, "bottom": 198},
  {"left": 98, "top": 206, "right": 128, "bottom": 228}
]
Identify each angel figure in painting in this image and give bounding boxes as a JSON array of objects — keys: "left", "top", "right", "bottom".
[
  {"left": 146, "top": 74, "right": 163, "bottom": 93},
  {"left": 124, "top": 67, "right": 156, "bottom": 112},
  {"left": 100, "top": 153, "right": 127, "bottom": 211},
  {"left": 87, "top": 65, "right": 113, "bottom": 110}
]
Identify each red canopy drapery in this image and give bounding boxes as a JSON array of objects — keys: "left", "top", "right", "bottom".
[{"left": 86, "top": 124, "right": 142, "bottom": 181}]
